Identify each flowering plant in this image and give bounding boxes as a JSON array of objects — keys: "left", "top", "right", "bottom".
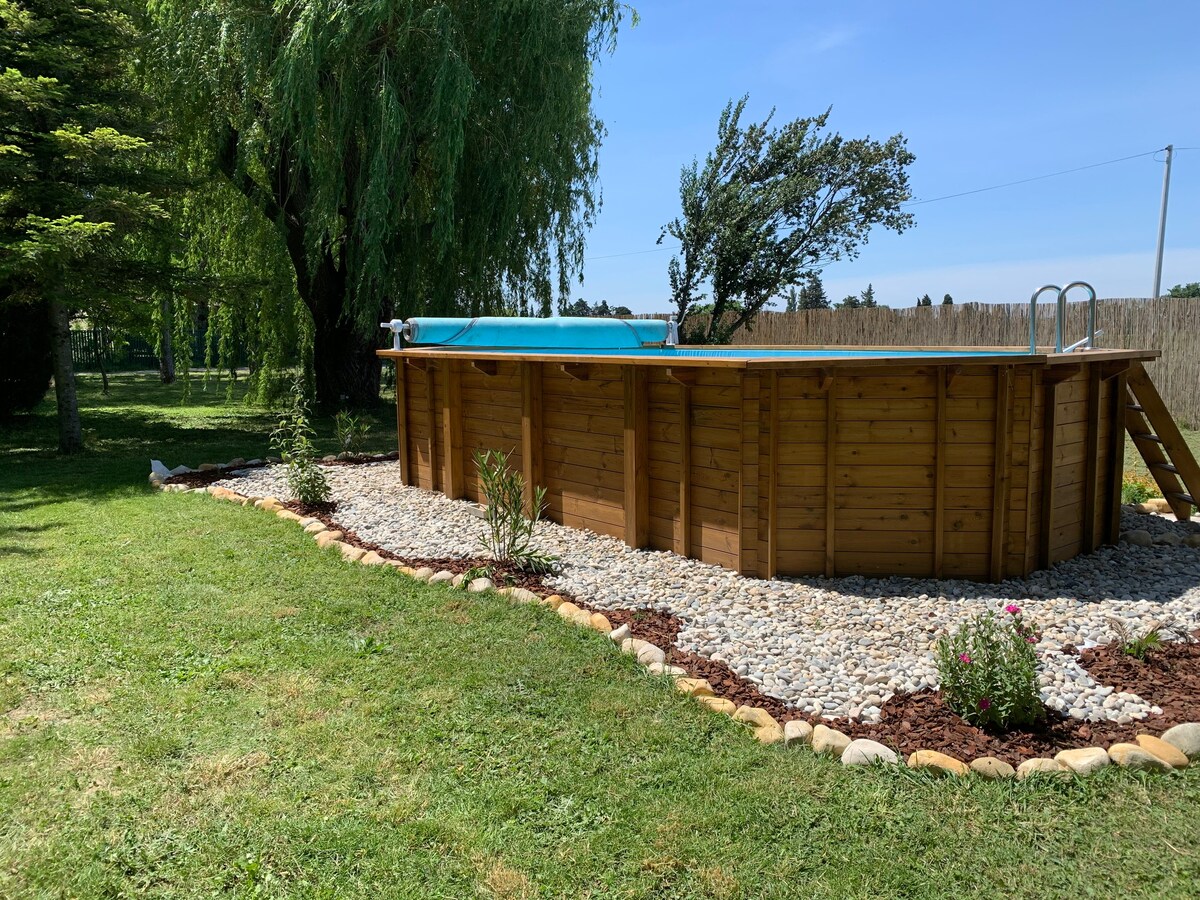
[{"left": 935, "top": 606, "right": 1043, "bottom": 730}]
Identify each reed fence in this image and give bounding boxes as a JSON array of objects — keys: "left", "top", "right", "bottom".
[{"left": 661, "top": 297, "right": 1200, "bottom": 427}]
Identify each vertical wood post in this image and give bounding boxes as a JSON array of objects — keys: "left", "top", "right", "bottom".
[
  {"left": 395, "top": 359, "right": 410, "bottom": 486},
  {"left": 623, "top": 365, "right": 649, "bottom": 548},
  {"left": 1082, "top": 365, "right": 1102, "bottom": 552},
  {"left": 1038, "top": 380, "right": 1059, "bottom": 569},
  {"left": 1022, "top": 369, "right": 1041, "bottom": 575},
  {"left": 990, "top": 366, "right": 1014, "bottom": 581},
  {"left": 425, "top": 362, "right": 439, "bottom": 492},
  {"left": 763, "top": 370, "right": 779, "bottom": 579},
  {"left": 824, "top": 376, "right": 837, "bottom": 578},
  {"left": 934, "top": 369, "right": 947, "bottom": 578},
  {"left": 1106, "top": 372, "right": 1128, "bottom": 544},
  {"left": 738, "top": 373, "right": 761, "bottom": 576},
  {"left": 675, "top": 375, "right": 692, "bottom": 557},
  {"left": 442, "top": 359, "right": 464, "bottom": 500},
  {"left": 520, "top": 362, "right": 543, "bottom": 515}
]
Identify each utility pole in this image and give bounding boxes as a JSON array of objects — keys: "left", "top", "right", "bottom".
[{"left": 1152, "top": 144, "right": 1174, "bottom": 299}]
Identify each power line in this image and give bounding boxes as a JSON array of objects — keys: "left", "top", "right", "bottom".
[
  {"left": 586, "top": 147, "right": 1169, "bottom": 261},
  {"left": 901, "top": 148, "right": 1163, "bottom": 206}
]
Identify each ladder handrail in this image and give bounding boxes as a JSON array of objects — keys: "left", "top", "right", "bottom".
[
  {"left": 1027, "top": 281, "right": 1098, "bottom": 353},
  {"left": 1028, "top": 284, "right": 1062, "bottom": 353},
  {"left": 1060, "top": 281, "right": 1098, "bottom": 351}
]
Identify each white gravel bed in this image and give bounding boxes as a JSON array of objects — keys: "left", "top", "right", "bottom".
[{"left": 217, "top": 462, "right": 1200, "bottom": 724}]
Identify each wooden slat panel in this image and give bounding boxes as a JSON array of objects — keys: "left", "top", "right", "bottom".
[
  {"left": 624, "top": 365, "right": 648, "bottom": 548},
  {"left": 395, "top": 362, "right": 410, "bottom": 485},
  {"left": 825, "top": 378, "right": 837, "bottom": 577},
  {"left": 442, "top": 360, "right": 464, "bottom": 499},
  {"left": 521, "top": 362, "right": 543, "bottom": 513},
  {"left": 991, "top": 367, "right": 1013, "bottom": 580}
]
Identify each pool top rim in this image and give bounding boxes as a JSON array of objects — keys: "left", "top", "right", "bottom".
[{"left": 377, "top": 346, "right": 1159, "bottom": 370}]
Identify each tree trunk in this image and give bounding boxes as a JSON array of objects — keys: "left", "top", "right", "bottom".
[
  {"left": 291, "top": 242, "right": 381, "bottom": 409},
  {"left": 49, "top": 295, "right": 83, "bottom": 454},
  {"left": 159, "top": 296, "right": 175, "bottom": 384}
]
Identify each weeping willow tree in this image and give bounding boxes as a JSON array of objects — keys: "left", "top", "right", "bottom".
[{"left": 149, "top": 0, "right": 628, "bottom": 407}]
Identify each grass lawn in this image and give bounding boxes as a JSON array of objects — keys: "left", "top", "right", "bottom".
[{"left": 2, "top": 373, "right": 1199, "bottom": 898}]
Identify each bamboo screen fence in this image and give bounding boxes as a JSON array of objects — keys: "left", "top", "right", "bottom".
[{"left": 668, "top": 297, "right": 1200, "bottom": 427}]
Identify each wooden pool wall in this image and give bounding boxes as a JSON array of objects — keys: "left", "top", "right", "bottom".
[{"left": 381, "top": 349, "right": 1155, "bottom": 582}]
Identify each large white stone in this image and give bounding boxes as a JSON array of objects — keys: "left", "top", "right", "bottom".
[
  {"left": 1161, "top": 723, "right": 1200, "bottom": 760},
  {"left": 841, "top": 739, "right": 898, "bottom": 766}
]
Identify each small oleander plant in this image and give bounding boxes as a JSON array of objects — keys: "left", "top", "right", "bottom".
[
  {"left": 334, "top": 410, "right": 371, "bottom": 456},
  {"left": 936, "top": 605, "right": 1043, "bottom": 730},
  {"left": 474, "top": 449, "right": 556, "bottom": 573},
  {"left": 271, "top": 378, "right": 331, "bottom": 506}
]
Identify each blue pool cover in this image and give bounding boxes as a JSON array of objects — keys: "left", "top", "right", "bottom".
[
  {"left": 402, "top": 317, "right": 1028, "bottom": 358},
  {"left": 406, "top": 316, "right": 668, "bottom": 349}
]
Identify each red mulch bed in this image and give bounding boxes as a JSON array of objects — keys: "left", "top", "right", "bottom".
[
  {"left": 1071, "top": 636, "right": 1200, "bottom": 725},
  {"left": 279, "top": 488, "right": 1200, "bottom": 765}
]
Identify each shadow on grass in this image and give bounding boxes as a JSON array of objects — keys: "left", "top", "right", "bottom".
[{"left": 0, "top": 372, "right": 397, "bottom": 505}]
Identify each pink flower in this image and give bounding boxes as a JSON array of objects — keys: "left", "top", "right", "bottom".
[
  {"left": 1005, "top": 604, "right": 1021, "bottom": 615},
  {"left": 958, "top": 653, "right": 972, "bottom": 664},
  {"left": 1026, "top": 636, "right": 1037, "bottom": 644},
  {"left": 978, "top": 698, "right": 992, "bottom": 710}
]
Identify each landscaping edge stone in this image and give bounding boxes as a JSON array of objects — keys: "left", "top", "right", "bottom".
[{"left": 151, "top": 460, "right": 1200, "bottom": 781}]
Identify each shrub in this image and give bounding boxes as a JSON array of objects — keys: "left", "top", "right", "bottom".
[
  {"left": 271, "top": 378, "right": 331, "bottom": 505},
  {"left": 473, "top": 449, "right": 557, "bottom": 573},
  {"left": 334, "top": 410, "right": 371, "bottom": 455},
  {"left": 1121, "top": 470, "right": 1158, "bottom": 505},
  {"left": 936, "top": 605, "right": 1043, "bottom": 730}
]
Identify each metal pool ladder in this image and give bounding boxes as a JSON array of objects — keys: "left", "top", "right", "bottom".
[{"left": 1028, "top": 281, "right": 1099, "bottom": 353}]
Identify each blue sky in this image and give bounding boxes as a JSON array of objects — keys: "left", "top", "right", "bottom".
[{"left": 580, "top": 0, "right": 1200, "bottom": 311}]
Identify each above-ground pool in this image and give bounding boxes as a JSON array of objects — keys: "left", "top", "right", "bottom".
[{"left": 378, "top": 317, "right": 1158, "bottom": 582}]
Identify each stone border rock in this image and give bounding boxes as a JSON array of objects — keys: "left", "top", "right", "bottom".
[{"left": 150, "top": 462, "right": 1200, "bottom": 782}]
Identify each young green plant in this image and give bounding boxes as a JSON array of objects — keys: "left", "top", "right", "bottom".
[
  {"left": 473, "top": 449, "right": 556, "bottom": 573},
  {"left": 270, "top": 378, "right": 331, "bottom": 506}
]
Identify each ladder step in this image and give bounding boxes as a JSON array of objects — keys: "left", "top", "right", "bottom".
[
  {"left": 1168, "top": 492, "right": 1196, "bottom": 506},
  {"left": 1150, "top": 462, "right": 1180, "bottom": 475},
  {"left": 1127, "top": 403, "right": 1145, "bottom": 413},
  {"left": 1132, "top": 432, "right": 1164, "bottom": 444}
]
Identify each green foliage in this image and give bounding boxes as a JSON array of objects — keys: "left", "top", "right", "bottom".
[
  {"left": 916, "top": 293, "right": 932, "bottom": 307},
  {"left": 334, "top": 410, "right": 371, "bottom": 456},
  {"left": 1120, "top": 627, "right": 1162, "bottom": 661},
  {"left": 1121, "top": 470, "right": 1158, "bottom": 505},
  {"left": 149, "top": 0, "right": 629, "bottom": 404},
  {"left": 271, "top": 378, "right": 331, "bottom": 505},
  {"left": 943, "top": 293, "right": 954, "bottom": 305},
  {"left": 1167, "top": 283, "right": 1200, "bottom": 298},
  {"left": 662, "top": 97, "right": 913, "bottom": 343},
  {"left": 563, "top": 298, "right": 634, "bottom": 317},
  {"left": 0, "top": 295, "right": 52, "bottom": 416},
  {"left": 1, "top": 0, "right": 180, "bottom": 447},
  {"left": 936, "top": 607, "right": 1043, "bottom": 731},
  {"left": 784, "top": 273, "right": 829, "bottom": 311},
  {"left": 473, "top": 449, "right": 556, "bottom": 573}
]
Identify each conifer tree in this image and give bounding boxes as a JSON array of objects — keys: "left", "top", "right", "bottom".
[{"left": 1, "top": 0, "right": 174, "bottom": 451}]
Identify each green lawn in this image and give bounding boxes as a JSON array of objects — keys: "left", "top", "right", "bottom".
[{"left": 2, "top": 374, "right": 1199, "bottom": 898}]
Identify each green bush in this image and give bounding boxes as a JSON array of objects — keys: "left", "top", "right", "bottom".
[
  {"left": 473, "top": 449, "right": 556, "bottom": 573},
  {"left": 936, "top": 606, "right": 1043, "bottom": 730},
  {"left": 271, "top": 379, "right": 331, "bottom": 505},
  {"left": 1121, "top": 470, "right": 1158, "bottom": 505}
]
